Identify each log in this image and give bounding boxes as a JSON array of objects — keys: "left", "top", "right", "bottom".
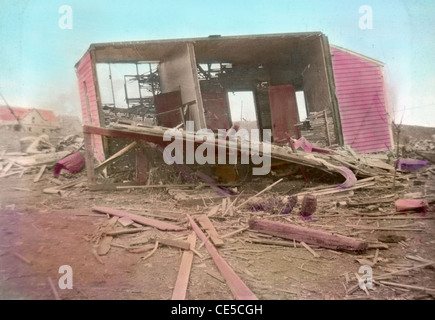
[
  {"left": 92, "top": 207, "right": 186, "bottom": 231},
  {"left": 171, "top": 232, "right": 197, "bottom": 300},
  {"left": 188, "top": 215, "right": 258, "bottom": 300},
  {"left": 248, "top": 219, "right": 368, "bottom": 252}
]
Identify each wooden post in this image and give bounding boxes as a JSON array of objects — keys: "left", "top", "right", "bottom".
[
  {"left": 324, "top": 110, "right": 331, "bottom": 146},
  {"left": 83, "top": 132, "right": 96, "bottom": 184},
  {"left": 135, "top": 143, "right": 148, "bottom": 184}
]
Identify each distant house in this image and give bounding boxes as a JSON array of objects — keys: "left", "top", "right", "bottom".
[{"left": 0, "top": 106, "right": 60, "bottom": 134}]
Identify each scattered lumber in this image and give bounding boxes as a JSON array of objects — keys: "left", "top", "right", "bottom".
[
  {"left": 105, "top": 228, "right": 151, "bottom": 236},
  {"left": 249, "top": 219, "right": 368, "bottom": 252},
  {"left": 156, "top": 238, "right": 190, "bottom": 250},
  {"left": 171, "top": 232, "right": 197, "bottom": 300},
  {"left": 4, "top": 151, "right": 71, "bottom": 167},
  {"left": 188, "top": 215, "right": 258, "bottom": 300},
  {"left": 195, "top": 215, "right": 224, "bottom": 247},
  {"left": 92, "top": 207, "right": 186, "bottom": 231}
]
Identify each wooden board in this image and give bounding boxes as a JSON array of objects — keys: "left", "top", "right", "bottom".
[
  {"left": 196, "top": 215, "right": 224, "bottom": 247},
  {"left": 171, "top": 232, "right": 197, "bottom": 300},
  {"left": 157, "top": 238, "right": 190, "bottom": 250},
  {"left": 92, "top": 206, "right": 186, "bottom": 231},
  {"left": 188, "top": 215, "right": 258, "bottom": 300}
]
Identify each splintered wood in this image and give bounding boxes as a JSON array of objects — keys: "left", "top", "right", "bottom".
[{"left": 188, "top": 215, "right": 258, "bottom": 300}]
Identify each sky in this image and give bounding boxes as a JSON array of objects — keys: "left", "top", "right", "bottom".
[{"left": 0, "top": 0, "right": 434, "bottom": 127}]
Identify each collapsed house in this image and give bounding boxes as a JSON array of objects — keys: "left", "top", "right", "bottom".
[{"left": 75, "top": 32, "right": 394, "bottom": 186}]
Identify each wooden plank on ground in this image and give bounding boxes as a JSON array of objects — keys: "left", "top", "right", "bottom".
[
  {"left": 188, "top": 215, "right": 258, "bottom": 300},
  {"left": 171, "top": 232, "right": 197, "bottom": 300},
  {"left": 97, "top": 236, "right": 113, "bottom": 255},
  {"left": 157, "top": 238, "right": 190, "bottom": 250},
  {"left": 92, "top": 206, "right": 186, "bottom": 231},
  {"left": 249, "top": 219, "right": 368, "bottom": 252},
  {"left": 33, "top": 165, "right": 47, "bottom": 183},
  {"left": 196, "top": 214, "right": 224, "bottom": 247}
]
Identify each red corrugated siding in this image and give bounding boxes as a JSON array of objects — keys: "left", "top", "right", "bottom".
[
  {"left": 331, "top": 47, "right": 392, "bottom": 153},
  {"left": 76, "top": 52, "right": 105, "bottom": 162}
]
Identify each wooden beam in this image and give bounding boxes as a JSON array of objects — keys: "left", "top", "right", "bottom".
[
  {"left": 171, "top": 232, "right": 197, "bottom": 300},
  {"left": 92, "top": 206, "right": 186, "bottom": 231},
  {"left": 94, "top": 141, "right": 137, "bottom": 173},
  {"left": 188, "top": 215, "right": 258, "bottom": 300},
  {"left": 83, "top": 133, "right": 96, "bottom": 184},
  {"left": 196, "top": 215, "right": 224, "bottom": 247},
  {"left": 249, "top": 219, "right": 368, "bottom": 252}
]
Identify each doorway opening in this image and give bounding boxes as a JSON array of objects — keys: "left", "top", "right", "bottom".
[{"left": 227, "top": 91, "right": 258, "bottom": 133}]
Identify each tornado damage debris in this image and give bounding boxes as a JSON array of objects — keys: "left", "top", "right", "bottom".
[{"left": 0, "top": 33, "right": 434, "bottom": 301}]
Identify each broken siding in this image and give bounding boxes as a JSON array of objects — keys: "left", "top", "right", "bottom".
[
  {"left": 76, "top": 51, "right": 105, "bottom": 162},
  {"left": 331, "top": 47, "right": 392, "bottom": 153}
]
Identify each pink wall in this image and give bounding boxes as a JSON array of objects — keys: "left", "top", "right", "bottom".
[
  {"left": 331, "top": 47, "right": 392, "bottom": 153},
  {"left": 76, "top": 52, "right": 105, "bottom": 162}
]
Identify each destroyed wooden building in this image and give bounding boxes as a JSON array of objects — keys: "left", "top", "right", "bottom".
[{"left": 75, "top": 32, "right": 393, "bottom": 185}]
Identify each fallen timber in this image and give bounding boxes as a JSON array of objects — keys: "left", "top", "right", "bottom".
[{"left": 82, "top": 124, "right": 380, "bottom": 186}]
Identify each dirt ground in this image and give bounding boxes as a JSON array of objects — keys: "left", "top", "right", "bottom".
[{"left": 0, "top": 161, "right": 434, "bottom": 301}]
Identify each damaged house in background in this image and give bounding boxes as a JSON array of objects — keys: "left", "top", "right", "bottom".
[{"left": 75, "top": 32, "right": 394, "bottom": 187}]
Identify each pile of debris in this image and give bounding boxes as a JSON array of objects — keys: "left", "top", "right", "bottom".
[
  {"left": 0, "top": 134, "right": 85, "bottom": 181},
  {"left": 402, "top": 135, "right": 435, "bottom": 164}
]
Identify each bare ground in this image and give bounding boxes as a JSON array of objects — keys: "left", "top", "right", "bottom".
[{"left": 0, "top": 166, "right": 434, "bottom": 301}]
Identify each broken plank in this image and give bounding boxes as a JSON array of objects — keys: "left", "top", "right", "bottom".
[
  {"left": 104, "top": 227, "right": 151, "bottom": 236},
  {"left": 188, "top": 215, "right": 258, "bottom": 300},
  {"left": 94, "top": 141, "right": 137, "bottom": 173},
  {"left": 249, "top": 219, "right": 368, "bottom": 252},
  {"left": 33, "top": 165, "right": 47, "bottom": 183},
  {"left": 128, "top": 244, "right": 155, "bottom": 253},
  {"left": 156, "top": 238, "right": 190, "bottom": 250},
  {"left": 118, "top": 217, "right": 134, "bottom": 227},
  {"left": 97, "top": 236, "right": 113, "bottom": 255},
  {"left": 196, "top": 214, "right": 224, "bottom": 247},
  {"left": 171, "top": 232, "right": 197, "bottom": 300},
  {"left": 92, "top": 206, "right": 186, "bottom": 231}
]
